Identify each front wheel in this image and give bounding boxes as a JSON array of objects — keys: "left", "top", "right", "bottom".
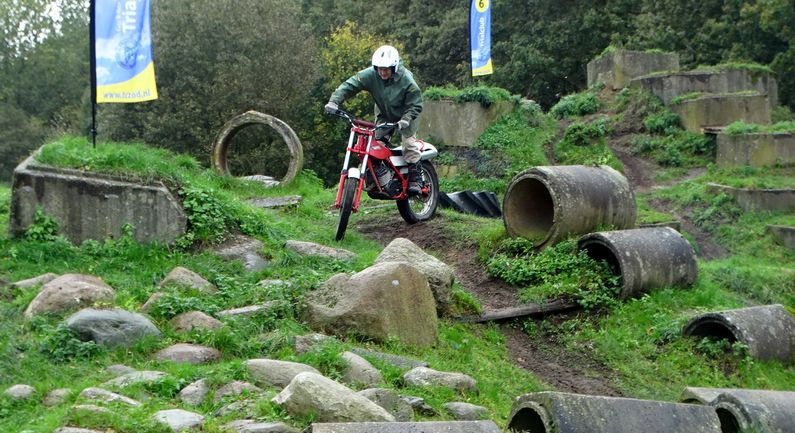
[
  {"left": 335, "top": 177, "right": 358, "bottom": 241},
  {"left": 397, "top": 161, "right": 439, "bottom": 224}
]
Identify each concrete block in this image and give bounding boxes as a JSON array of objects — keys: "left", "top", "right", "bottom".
[
  {"left": 767, "top": 225, "right": 795, "bottom": 250},
  {"left": 716, "top": 132, "right": 795, "bottom": 167},
  {"left": 418, "top": 100, "right": 513, "bottom": 147},
  {"left": 706, "top": 183, "right": 795, "bottom": 212},
  {"left": 671, "top": 93, "right": 771, "bottom": 133},
  {"left": 311, "top": 421, "right": 503, "bottom": 433},
  {"left": 587, "top": 49, "right": 679, "bottom": 89},
  {"left": 9, "top": 151, "right": 186, "bottom": 244}
]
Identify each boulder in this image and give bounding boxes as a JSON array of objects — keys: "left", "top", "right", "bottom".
[
  {"left": 350, "top": 348, "right": 428, "bottom": 370},
  {"left": 153, "top": 343, "right": 221, "bottom": 365},
  {"left": 78, "top": 387, "right": 141, "bottom": 406},
  {"left": 340, "top": 351, "right": 384, "bottom": 387},
  {"left": 3, "top": 384, "right": 35, "bottom": 400},
  {"left": 169, "top": 311, "right": 224, "bottom": 332},
  {"left": 374, "top": 238, "right": 454, "bottom": 315},
  {"left": 65, "top": 308, "right": 162, "bottom": 347},
  {"left": 158, "top": 266, "right": 217, "bottom": 293},
  {"left": 222, "top": 419, "right": 300, "bottom": 433},
  {"left": 214, "top": 235, "right": 269, "bottom": 272},
  {"left": 213, "top": 381, "right": 263, "bottom": 404},
  {"left": 104, "top": 364, "right": 136, "bottom": 376},
  {"left": 179, "top": 379, "right": 210, "bottom": 407},
  {"left": 53, "top": 428, "right": 105, "bottom": 433},
  {"left": 402, "top": 367, "right": 477, "bottom": 395},
  {"left": 43, "top": 388, "right": 71, "bottom": 406},
  {"left": 272, "top": 372, "right": 395, "bottom": 423},
  {"left": 285, "top": 240, "right": 356, "bottom": 261},
  {"left": 305, "top": 262, "right": 438, "bottom": 347},
  {"left": 443, "top": 402, "right": 488, "bottom": 420},
  {"left": 102, "top": 370, "right": 169, "bottom": 388},
  {"left": 153, "top": 409, "right": 204, "bottom": 432},
  {"left": 245, "top": 359, "right": 321, "bottom": 389},
  {"left": 11, "top": 272, "right": 58, "bottom": 289},
  {"left": 24, "top": 274, "right": 115, "bottom": 318},
  {"left": 293, "top": 333, "right": 335, "bottom": 354},
  {"left": 216, "top": 301, "right": 282, "bottom": 318},
  {"left": 357, "top": 388, "right": 413, "bottom": 422}
]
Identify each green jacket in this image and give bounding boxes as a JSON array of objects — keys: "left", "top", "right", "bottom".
[{"left": 330, "top": 64, "right": 423, "bottom": 126}]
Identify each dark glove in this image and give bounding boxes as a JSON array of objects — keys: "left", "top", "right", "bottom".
[
  {"left": 397, "top": 118, "right": 410, "bottom": 130},
  {"left": 324, "top": 101, "right": 338, "bottom": 114}
]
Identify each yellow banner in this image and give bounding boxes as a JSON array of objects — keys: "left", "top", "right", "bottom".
[{"left": 96, "top": 62, "right": 158, "bottom": 103}]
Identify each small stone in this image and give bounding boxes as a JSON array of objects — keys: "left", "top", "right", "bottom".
[{"left": 3, "top": 384, "right": 35, "bottom": 400}]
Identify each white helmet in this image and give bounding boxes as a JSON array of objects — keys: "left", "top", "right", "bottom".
[{"left": 372, "top": 45, "right": 400, "bottom": 73}]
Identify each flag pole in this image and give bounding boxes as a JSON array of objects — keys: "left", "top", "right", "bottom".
[{"left": 89, "top": 0, "right": 97, "bottom": 147}]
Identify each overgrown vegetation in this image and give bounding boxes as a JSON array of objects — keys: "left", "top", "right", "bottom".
[
  {"left": 550, "top": 90, "right": 601, "bottom": 119},
  {"left": 724, "top": 120, "right": 795, "bottom": 135}
]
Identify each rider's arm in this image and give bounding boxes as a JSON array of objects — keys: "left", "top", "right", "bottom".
[
  {"left": 330, "top": 68, "right": 372, "bottom": 105},
  {"left": 401, "top": 82, "right": 423, "bottom": 121}
]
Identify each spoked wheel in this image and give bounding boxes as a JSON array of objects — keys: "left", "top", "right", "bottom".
[
  {"left": 397, "top": 161, "right": 439, "bottom": 224},
  {"left": 335, "top": 177, "right": 358, "bottom": 241}
]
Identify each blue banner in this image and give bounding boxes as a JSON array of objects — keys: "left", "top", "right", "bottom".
[
  {"left": 470, "top": 0, "right": 493, "bottom": 76},
  {"left": 94, "top": 0, "right": 158, "bottom": 103}
]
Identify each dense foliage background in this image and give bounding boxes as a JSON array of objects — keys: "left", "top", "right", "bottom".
[{"left": 2, "top": 0, "right": 793, "bottom": 181}]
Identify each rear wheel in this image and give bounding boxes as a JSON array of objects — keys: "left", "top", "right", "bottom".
[
  {"left": 335, "top": 177, "right": 358, "bottom": 241},
  {"left": 397, "top": 161, "right": 439, "bottom": 224}
]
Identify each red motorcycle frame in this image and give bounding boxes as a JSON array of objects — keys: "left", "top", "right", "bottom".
[{"left": 330, "top": 109, "right": 439, "bottom": 240}]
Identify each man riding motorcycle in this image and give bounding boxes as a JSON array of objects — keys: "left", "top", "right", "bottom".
[{"left": 325, "top": 45, "right": 424, "bottom": 196}]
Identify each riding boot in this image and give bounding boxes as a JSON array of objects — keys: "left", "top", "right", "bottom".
[{"left": 407, "top": 162, "right": 423, "bottom": 197}]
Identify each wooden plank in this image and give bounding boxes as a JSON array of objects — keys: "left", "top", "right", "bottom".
[{"left": 470, "top": 299, "right": 579, "bottom": 323}]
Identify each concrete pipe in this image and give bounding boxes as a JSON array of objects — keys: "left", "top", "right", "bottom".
[
  {"left": 502, "top": 165, "right": 636, "bottom": 249},
  {"left": 682, "top": 304, "right": 795, "bottom": 364},
  {"left": 576, "top": 227, "right": 698, "bottom": 299},
  {"left": 507, "top": 391, "right": 721, "bottom": 433},
  {"left": 710, "top": 390, "right": 795, "bottom": 433},
  {"left": 211, "top": 110, "right": 304, "bottom": 185}
]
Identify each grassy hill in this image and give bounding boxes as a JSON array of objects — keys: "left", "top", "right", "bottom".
[{"left": 0, "top": 85, "right": 794, "bottom": 432}]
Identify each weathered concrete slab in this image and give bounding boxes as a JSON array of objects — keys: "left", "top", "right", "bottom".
[
  {"left": 672, "top": 93, "right": 771, "bottom": 133},
  {"left": 683, "top": 304, "right": 795, "bottom": 364},
  {"left": 418, "top": 100, "right": 513, "bottom": 147},
  {"left": 587, "top": 49, "right": 679, "bottom": 89},
  {"left": 767, "top": 225, "right": 795, "bottom": 250},
  {"left": 679, "top": 387, "right": 735, "bottom": 404},
  {"left": 9, "top": 151, "right": 186, "bottom": 244},
  {"left": 311, "top": 421, "right": 503, "bottom": 433},
  {"left": 247, "top": 195, "right": 303, "bottom": 209},
  {"left": 508, "top": 391, "right": 721, "bottom": 433},
  {"left": 631, "top": 68, "right": 778, "bottom": 108},
  {"left": 706, "top": 183, "right": 795, "bottom": 212},
  {"left": 716, "top": 132, "right": 795, "bottom": 167}
]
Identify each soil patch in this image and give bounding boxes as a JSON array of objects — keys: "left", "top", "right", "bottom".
[{"left": 354, "top": 212, "right": 623, "bottom": 396}]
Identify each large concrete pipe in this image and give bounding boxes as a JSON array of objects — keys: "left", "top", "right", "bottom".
[
  {"left": 503, "top": 166, "right": 636, "bottom": 249},
  {"left": 507, "top": 391, "right": 721, "bottom": 433},
  {"left": 576, "top": 227, "right": 698, "bottom": 299},
  {"left": 709, "top": 390, "right": 795, "bottom": 433},
  {"left": 312, "top": 421, "right": 503, "bottom": 433},
  {"left": 682, "top": 304, "right": 795, "bottom": 364},
  {"left": 211, "top": 110, "right": 304, "bottom": 185}
]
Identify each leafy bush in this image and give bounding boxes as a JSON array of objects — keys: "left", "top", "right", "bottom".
[
  {"left": 39, "top": 324, "right": 103, "bottom": 363},
  {"left": 643, "top": 110, "right": 680, "bottom": 134},
  {"left": 423, "top": 85, "right": 514, "bottom": 108},
  {"left": 693, "top": 193, "right": 742, "bottom": 232},
  {"left": 725, "top": 120, "right": 795, "bottom": 135},
  {"left": 550, "top": 91, "right": 600, "bottom": 119},
  {"left": 562, "top": 118, "right": 612, "bottom": 146},
  {"left": 24, "top": 209, "right": 60, "bottom": 242},
  {"left": 486, "top": 238, "right": 620, "bottom": 310},
  {"left": 631, "top": 131, "right": 714, "bottom": 167}
]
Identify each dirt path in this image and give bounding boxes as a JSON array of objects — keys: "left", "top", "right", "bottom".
[{"left": 354, "top": 214, "right": 623, "bottom": 396}]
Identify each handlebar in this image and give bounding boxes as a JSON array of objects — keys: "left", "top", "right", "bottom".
[{"left": 328, "top": 108, "right": 396, "bottom": 131}]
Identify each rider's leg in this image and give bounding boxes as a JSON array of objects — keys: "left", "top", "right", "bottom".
[{"left": 401, "top": 133, "right": 422, "bottom": 197}]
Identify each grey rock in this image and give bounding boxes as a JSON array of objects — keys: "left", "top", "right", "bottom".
[
  {"left": 65, "top": 308, "right": 162, "bottom": 348},
  {"left": 374, "top": 237, "right": 454, "bottom": 315},
  {"left": 305, "top": 262, "right": 438, "bottom": 347},
  {"left": 53, "top": 428, "right": 105, "bottom": 433},
  {"left": 350, "top": 348, "right": 428, "bottom": 370},
  {"left": 310, "top": 421, "right": 504, "bottom": 433},
  {"left": 179, "top": 379, "right": 210, "bottom": 406},
  {"left": 357, "top": 388, "right": 413, "bottom": 422},
  {"left": 153, "top": 409, "right": 204, "bottom": 431},
  {"left": 247, "top": 195, "right": 302, "bottom": 209},
  {"left": 105, "top": 364, "right": 136, "bottom": 376},
  {"left": 3, "top": 384, "right": 35, "bottom": 400},
  {"left": 245, "top": 359, "right": 321, "bottom": 389},
  {"left": 217, "top": 301, "right": 281, "bottom": 318},
  {"left": 24, "top": 274, "right": 115, "bottom": 318},
  {"left": 102, "top": 370, "right": 169, "bottom": 388},
  {"left": 242, "top": 175, "right": 280, "bottom": 188},
  {"left": 293, "top": 333, "right": 335, "bottom": 354},
  {"left": 213, "top": 381, "right": 263, "bottom": 404},
  {"left": 215, "top": 235, "right": 269, "bottom": 272},
  {"left": 78, "top": 387, "right": 141, "bottom": 406},
  {"left": 258, "top": 279, "right": 292, "bottom": 289},
  {"left": 170, "top": 311, "right": 224, "bottom": 332},
  {"left": 402, "top": 367, "right": 477, "bottom": 395},
  {"left": 70, "top": 404, "right": 113, "bottom": 415},
  {"left": 222, "top": 419, "right": 299, "bottom": 433},
  {"left": 401, "top": 396, "right": 438, "bottom": 416},
  {"left": 341, "top": 352, "right": 383, "bottom": 387},
  {"left": 272, "top": 372, "right": 395, "bottom": 422},
  {"left": 43, "top": 388, "right": 71, "bottom": 406},
  {"left": 139, "top": 292, "right": 164, "bottom": 313},
  {"left": 214, "top": 399, "right": 262, "bottom": 418},
  {"left": 153, "top": 343, "right": 222, "bottom": 365},
  {"left": 443, "top": 402, "right": 488, "bottom": 420},
  {"left": 158, "top": 266, "right": 216, "bottom": 293},
  {"left": 285, "top": 240, "right": 356, "bottom": 261},
  {"left": 11, "top": 272, "right": 58, "bottom": 289}
]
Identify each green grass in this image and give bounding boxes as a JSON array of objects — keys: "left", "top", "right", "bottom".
[
  {"left": 703, "top": 166, "right": 795, "bottom": 189},
  {"left": 423, "top": 85, "right": 517, "bottom": 108},
  {"left": 724, "top": 120, "right": 795, "bottom": 135}
]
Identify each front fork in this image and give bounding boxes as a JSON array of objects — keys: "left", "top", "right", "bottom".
[{"left": 334, "top": 132, "right": 373, "bottom": 212}]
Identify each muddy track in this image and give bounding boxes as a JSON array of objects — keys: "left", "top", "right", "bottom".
[{"left": 354, "top": 213, "right": 623, "bottom": 396}]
